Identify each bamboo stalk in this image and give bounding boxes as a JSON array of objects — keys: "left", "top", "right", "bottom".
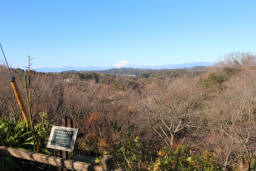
[{"left": 10, "top": 77, "right": 32, "bottom": 129}]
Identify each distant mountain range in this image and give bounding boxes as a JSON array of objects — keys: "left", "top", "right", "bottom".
[{"left": 35, "top": 62, "right": 213, "bottom": 73}]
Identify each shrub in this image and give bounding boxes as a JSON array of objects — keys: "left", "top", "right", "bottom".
[
  {"left": 0, "top": 114, "right": 51, "bottom": 153},
  {"left": 0, "top": 119, "right": 34, "bottom": 149},
  {"left": 203, "top": 73, "right": 227, "bottom": 89},
  {"left": 223, "top": 67, "right": 241, "bottom": 76},
  {"left": 111, "top": 136, "right": 153, "bottom": 170},
  {"left": 150, "top": 145, "right": 220, "bottom": 171},
  {"left": 0, "top": 116, "right": 53, "bottom": 170}
]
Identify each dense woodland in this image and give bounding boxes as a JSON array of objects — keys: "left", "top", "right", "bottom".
[{"left": 1, "top": 53, "right": 256, "bottom": 170}]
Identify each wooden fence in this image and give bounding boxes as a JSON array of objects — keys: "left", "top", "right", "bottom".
[{"left": 0, "top": 146, "right": 114, "bottom": 171}]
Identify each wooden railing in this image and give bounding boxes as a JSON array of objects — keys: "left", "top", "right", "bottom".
[{"left": 0, "top": 146, "right": 113, "bottom": 171}]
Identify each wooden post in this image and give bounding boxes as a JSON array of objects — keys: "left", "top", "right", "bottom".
[
  {"left": 59, "top": 116, "right": 73, "bottom": 171},
  {"left": 101, "top": 155, "right": 113, "bottom": 171}
]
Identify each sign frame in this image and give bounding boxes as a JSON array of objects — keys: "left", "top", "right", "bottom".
[{"left": 47, "top": 125, "right": 78, "bottom": 152}]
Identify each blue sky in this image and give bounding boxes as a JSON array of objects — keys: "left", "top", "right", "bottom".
[{"left": 0, "top": 0, "right": 256, "bottom": 68}]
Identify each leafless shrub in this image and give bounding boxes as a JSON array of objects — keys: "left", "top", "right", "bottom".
[
  {"left": 218, "top": 52, "right": 256, "bottom": 67},
  {"left": 206, "top": 67, "right": 256, "bottom": 168},
  {"left": 136, "top": 77, "right": 205, "bottom": 147}
]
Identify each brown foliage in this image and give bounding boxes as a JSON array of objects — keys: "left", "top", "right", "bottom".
[{"left": 1, "top": 53, "right": 256, "bottom": 168}]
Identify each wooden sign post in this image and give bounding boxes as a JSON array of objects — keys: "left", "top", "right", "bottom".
[
  {"left": 47, "top": 117, "right": 78, "bottom": 171},
  {"left": 61, "top": 117, "right": 73, "bottom": 161}
]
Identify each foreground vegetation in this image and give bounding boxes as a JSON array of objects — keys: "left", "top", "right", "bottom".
[{"left": 1, "top": 52, "right": 256, "bottom": 170}]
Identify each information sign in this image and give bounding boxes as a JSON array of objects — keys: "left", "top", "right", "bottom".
[{"left": 47, "top": 126, "right": 78, "bottom": 152}]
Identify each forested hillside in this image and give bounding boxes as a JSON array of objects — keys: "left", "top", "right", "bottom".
[{"left": 1, "top": 53, "right": 256, "bottom": 170}]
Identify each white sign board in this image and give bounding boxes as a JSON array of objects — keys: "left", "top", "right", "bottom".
[{"left": 47, "top": 126, "right": 78, "bottom": 152}]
